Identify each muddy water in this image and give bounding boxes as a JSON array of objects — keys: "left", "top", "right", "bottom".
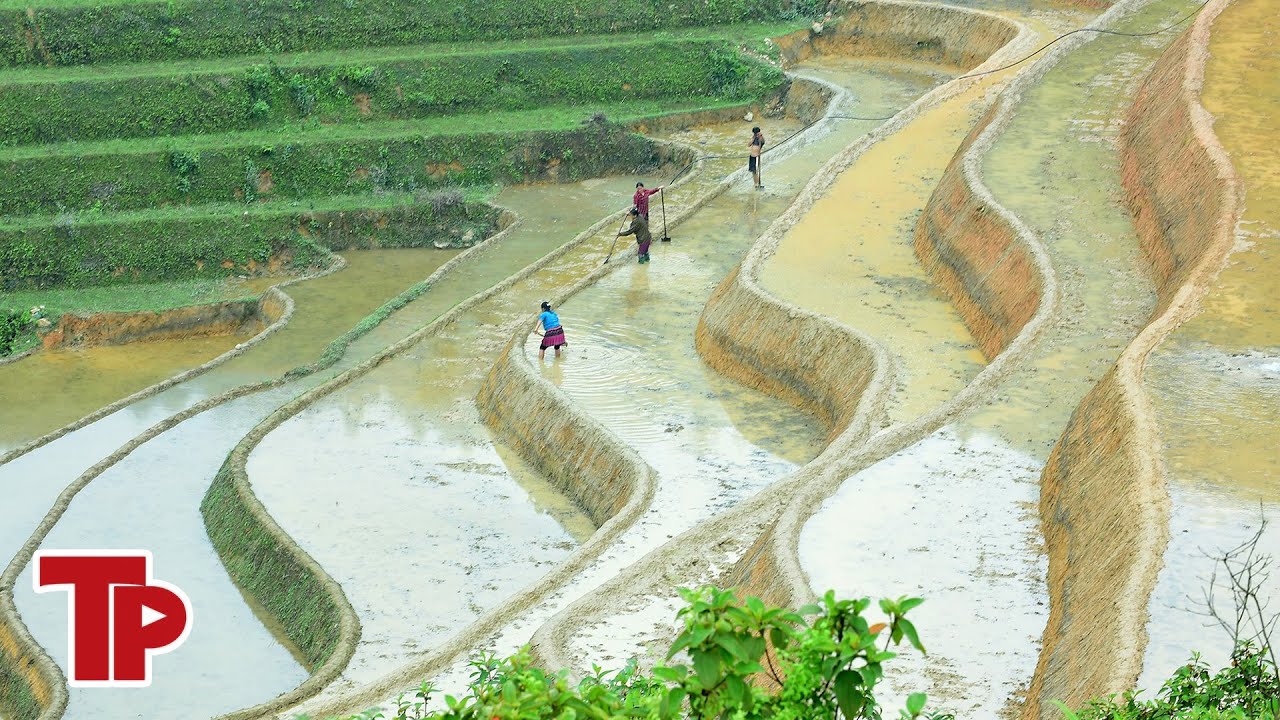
[
  {"left": 0, "top": 333, "right": 250, "bottom": 452},
  {"left": 543, "top": 61, "right": 945, "bottom": 667},
  {"left": 1138, "top": 0, "right": 1280, "bottom": 689},
  {"left": 248, "top": 175, "right": 665, "bottom": 699},
  {"left": 348, "top": 66, "right": 958, "bottom": 715},
  {"left": 758, "top": 60, "right": 990, "bottom": 426},
  {"left": 11, "top": 384, "right": 321, "bottom": 720},
  {"left": 275, "top": 63, "right": 945, "bottom": 716},
  {"left": 0, "top": 249, "right": 457, "bottom": 453},
  {"left": 0, "top": 249, "right": 471, "bottom": 718},
  {"left": 802, "top": 1, "right": 1198, "bottom": 714},
  {"left": 0, "top": 250, "right": 459, "bottom": 577}
]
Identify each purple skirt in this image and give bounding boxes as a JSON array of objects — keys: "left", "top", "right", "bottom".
[{"left": 540, "top": 326, "right": 567, "bottom": 349}]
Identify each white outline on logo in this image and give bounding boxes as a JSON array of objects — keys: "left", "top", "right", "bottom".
[{"left": 33, "top": 549, "right": 193, "bottom": 688}]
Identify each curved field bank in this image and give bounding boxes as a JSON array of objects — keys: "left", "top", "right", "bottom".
[
  {"left": 206, "top": 96, "right": 793, "bottom": 717},
  {"left": 0, "top": 620, "right": 52, "bottom": 720},
  {"left": 1120, "top": 11, "right": 1237, "bottom": 311},
  {"left": 697, "top": 0, "right": 1026, "bottom": 444},
  {"left": 775, "top": 0, "right": 1019, "bottom": 71},
  {"left": 696, "top": 264, "right": 881, "bottom": 445},
  {"left": 914, "top": 102, "right": 1040, "bottom": 360},
  {"left": 699, "top": 0, "right": 1035, "bottom": 609},
  {"left": 1028, "top": 0, "right": 1241, "bottom": 715},
  {"left": 477, "top": 342, "right": 649, "bottom": 527}
]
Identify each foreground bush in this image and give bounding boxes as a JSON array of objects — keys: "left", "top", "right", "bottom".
[
  {"left": 336, "top": 586, "right": 946, "bottom": 720},
  {"left": 1059, "top": 643, "right": 1279, "bottom": 720}
]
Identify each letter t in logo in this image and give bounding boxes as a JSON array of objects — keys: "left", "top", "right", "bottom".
[{"left": 34, "top": 550, "right": 192, "bottom": 687}]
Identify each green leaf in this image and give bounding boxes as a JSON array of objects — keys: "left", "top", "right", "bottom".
[
  {"left": 899, "top": 598, "right": 924, "bottom": 614},
  {"left": 898, "top": 618, "right": 925, "bottom": 654},
  {"left": 834, "top": 670, "right": 865, "bottom": 719},
  {"left": 692, "top": 649, "right": 721, "bottom": 688},
  {"left": 716, "top": 634, "right": 749, "bottom": 661},
  {"left": 906, "top": 692, "right": 927, "bottom": 717},
  {"left": 1051, "top": 700, "right": 1081, "bottom": 720}
]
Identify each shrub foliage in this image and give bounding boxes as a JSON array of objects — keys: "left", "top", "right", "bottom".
[{"left": 329, "top": 587, "right": 946, "bottom": 720}]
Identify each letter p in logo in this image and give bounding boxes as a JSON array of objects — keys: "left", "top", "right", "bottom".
[{"left": 34, "top": 550, "right": 192, "bottom": 687}]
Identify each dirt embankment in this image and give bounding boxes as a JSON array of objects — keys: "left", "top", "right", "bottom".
[
  {"left": 0, "top": 619, "right": 53, "bottom": 720},
  {"left": 914, "top": 103, "right": 1041, "bottom": 359},
  {"left": 774, "top": 0, "right": 1019, "bottom": 70},
  {"left": 39, "top": 297, "right": 276, "bottom": 350},
  {"left": 476, "top": 342, "right": 649, "bottom": 528},
  {"left": 1026, "top": 1, "right": 1241, "bottom": 715}
]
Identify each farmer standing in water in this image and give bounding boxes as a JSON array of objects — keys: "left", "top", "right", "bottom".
[
  {"left": 617, "top": 207, "right": 653, "bottom": 264},
  {"left": 748, "top": 126, "right": 765, "bottom": 189},
  {"left": 633, "top": 181, "right": 663, "bottom": 221},
  {"left": 535, "top": 301, "right": 567, "bottom": 359}
]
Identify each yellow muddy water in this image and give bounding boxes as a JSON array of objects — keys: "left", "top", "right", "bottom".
[
  {"left": 758, "top": 61, "right": 995, "bottom": 426},
  {"left": 804, "top": 1, "right": 1201, "bottom": 713},
  {"left": 0, "top": 333, "right": 248, "bottom": 450},
  {"left": 0, "top": 249, "right": 457, "bottom": 453},
  {"left": 1139, "top": 0, "right": 1280, "bottom": 689}
]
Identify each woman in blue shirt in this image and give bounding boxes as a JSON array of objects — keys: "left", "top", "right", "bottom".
[{"left": 536, "top": 301, "right": 568, "bottom": 359}]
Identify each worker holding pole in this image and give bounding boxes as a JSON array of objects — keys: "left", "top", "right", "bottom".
[
  {"left": 617, "top": 207, "right": 654, "bottom": 264},
  {"left": 632, "top": 182, "right": 663, "bottom": 221}
]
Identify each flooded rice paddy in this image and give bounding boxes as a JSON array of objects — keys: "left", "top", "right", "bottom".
[
  {"left": 803, "top": 0, "right": 1198, "bottom": 713},
  {"left": 307, "top": 59, "right": 956, "bottom": 715},
  {"left": 1138, "top": 0, "right": 1280, "bottom": 691},
  {"left": 1, "top": 1, "right": 1273, "bottom": 717}
]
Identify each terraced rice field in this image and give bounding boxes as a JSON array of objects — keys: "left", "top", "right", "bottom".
[{"left": 1, "top": 0, "right": 1276, "bottom": 718}]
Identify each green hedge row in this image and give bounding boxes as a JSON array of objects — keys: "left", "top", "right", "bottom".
[
  {"left": 0, "top": 196, "right": 502, "bottom": 290},
  {"left": 0, "top": 121, "right": 665, "bottom": 215},
  {"left": 1, "top": 0, "right": 821, "bottom": 68},
  {"left": 0, "top": 40, "right": 780, "bottom": 145}
]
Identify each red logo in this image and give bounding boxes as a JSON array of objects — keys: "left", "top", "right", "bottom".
[{"left": 34, "top": 550, "right": 193, "bottom": 687}]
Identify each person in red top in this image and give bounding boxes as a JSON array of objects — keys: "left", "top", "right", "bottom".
[{"left": 632, "top": 182, "right": 663, "bottom": 221}]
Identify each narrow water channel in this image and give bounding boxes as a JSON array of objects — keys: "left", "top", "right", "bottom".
[
  {"left": 801, "top": 0, "right": 1194, "bottom": 713},
  {"left": 1137, "top": 0, "right": 1280, "bottom": 690}
]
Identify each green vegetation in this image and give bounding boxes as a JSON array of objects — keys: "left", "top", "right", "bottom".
[
  {"left": 0, "top": 188, "right": 502, "bottom": 290},
  {"left": 0, "top": 0, "right": 821, "bottom": 68},
  {"left": 1059, "top": 644, "right": 1278, "bottom": 720},
  {"left": 322, "top": 587, "right": 947, "bottom": 720},
  {"left": 0, "top": 642, "right": 40, "bottom": 720},
  {"left": 0, "top": 0, "right": 799, "bottom": 340},
  {"left": 0, "top": 33, "right": 786, "bottom": 144},
  {"left": 0, "top": 308, "right": 31, "bottom": 356},
  {"left": 0, "top": 107, "right": 696, "bottom": 216}
]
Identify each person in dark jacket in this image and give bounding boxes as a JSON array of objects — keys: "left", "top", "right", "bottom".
[
  {"left": 748, "top": 126, "right": 765, "bottom": 188},
  {"left": 632, "top": 182, "right": 663, "bottom": 221},
  {"left": 618, "top": 208, "right": 654, "bottom": 264}
]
